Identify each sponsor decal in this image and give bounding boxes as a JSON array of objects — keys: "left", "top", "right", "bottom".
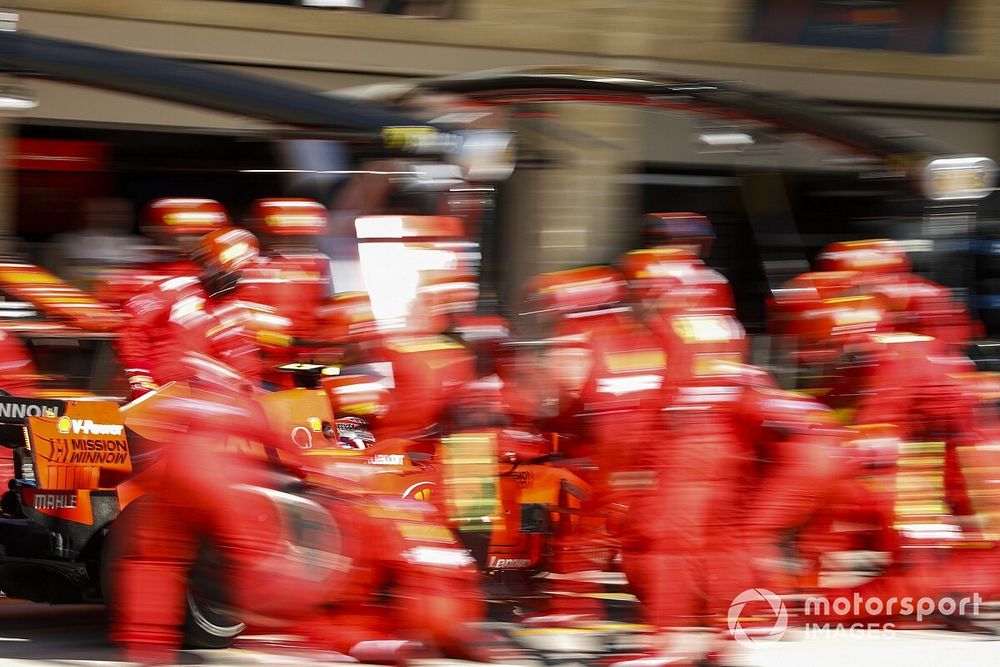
[
  {"left": 33, "top": 493, "right": 77, "bottom": 510},
  {"left": 24, "top": 401, "right": 132, "bottom": 487},
  {"left": 163, "top": 211, "right": 226, "bottom": 226},
  {"left": 57, "top": 417, "right": 123, "bottom": 436},
  {"left": 382, "top": 126, "right": 443, "bottom": 151},
  {"left": 290, "top": 426, "right": 313, "bottom": 449},
  {"left": 671, "top": 315, "right": 740, "bottom": 344},
  {"left": 19, "top": 457, "right": 35, "bottom": 482},
  {"left": 511, "top": 470, "right": 534, "bottom": 490},
  {"left": 0, "top": 401, "right": 60, "bottom": 420},
  {"left": 67, "top": 439, "right": 129, "bottom": 464},
  {"left": 341, "top": 401, "right": 382, "bottom": 416},
  {"left": 400, "top": 482, "right": 435, "bottom": 502},
  {"left": 385, "top": 336, "right": 464, "bottom": 355},
  {"left": 487, "top": 556, "right": 532, "bottom": 570},
  {"left": 369, "top": 453, "right": 405, "bottom": 466}
]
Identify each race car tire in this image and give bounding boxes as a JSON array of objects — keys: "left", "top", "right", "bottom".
[
  {"left": 181, "top": 545, "right": 245, "bottom": 649},
  {"left": 182, "top": 587, "right": 244, "bottom": 649}
]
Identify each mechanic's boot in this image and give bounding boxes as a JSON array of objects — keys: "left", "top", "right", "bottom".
[
  {"left": 233, "top": 633, "right": 358, "bottom": 662},
  {"left": 349, "top": 639, "right": 435, "bottom": 666},
  {"left": 461, "top": 629, "right": 531, "bottom": 664},
  {"left": 699, "top": 634, "right": 761, "bottom": 667}
]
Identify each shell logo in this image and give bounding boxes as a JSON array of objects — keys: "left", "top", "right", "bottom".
[
  {"left": 57, "top": 416, "right": 72, "bottom": 434},
  {"left": 403, "top": 482, "right": 435, "bottom": 501}
]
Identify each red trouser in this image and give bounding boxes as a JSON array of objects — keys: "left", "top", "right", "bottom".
[
  {"left": 742, "top": 431, "right": 847, "bottom": 592},
  {"left": 296, "top": 555, "right": 489, "bottom": 663},
  {"left": 541, "top": 409, "right": 665, "bottom": 620},
  {"left": 108, "top": 441, "right": 288, "bottom": 663},
  {"left": 797, "top": 473, "right": 900, "bottom": 586},
  {"left": 107, "top": 389, "right": 338, "bottom": 663},
  {"left": 621, "top": 404, "right": 751, "bottom": 630}
]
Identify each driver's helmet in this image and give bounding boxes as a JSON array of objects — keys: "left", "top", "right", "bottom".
[
  {"left": 143, "top": 198, "right": 230, "bottom": 249},
  {"left": 243, "top": 198, "right": 328, "bottom": 245},
  {"left": 190, "top": 227, "right": 260, "bottom": 297},
  {"left": 641, "top": 212, "right": 715, "bottom": 258},
  {"left": 335, "top": 416, "right": 376, "bottom": 450},
  {"left": 815, "top": 239, "right": 911, "bottom": 276}
]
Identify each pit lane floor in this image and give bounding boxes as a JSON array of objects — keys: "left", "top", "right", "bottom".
[{"left": 3, "top": 597, "right": 1000, "bottom": 666}]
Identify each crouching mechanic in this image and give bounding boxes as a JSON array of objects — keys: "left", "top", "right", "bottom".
[
  {"left": 117, "top": 227, "right": 264, "bottom": 399},
  {"left": 108, "top": 354, "right": 498, "bottom": 666}
]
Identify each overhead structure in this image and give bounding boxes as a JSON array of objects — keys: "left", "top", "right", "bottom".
[
  {"left": 0, "top": 31, "right": 435, "bottom": 138},
  {"left": 340, "top": 67, "right": 997, "bottom": 201}
]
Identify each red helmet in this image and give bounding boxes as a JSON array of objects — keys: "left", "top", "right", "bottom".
[
  {"left": 190, "top": 227, "right": 259, "bottom": 296},
  {"left": 621, "top": 246, "right": 699, "bottom": 289},
  {"left": 143, "top": 198, "right": 230, "bottom": 237},
  {"left": 641, "top": 212, "right": 715, "bottom": 257},
  {"left": 525, "top": 265, "right": 627, "bottom": 316},
  {"left": 778, "top": 271, "right": 859, "bottom": 302},
  {"left": 791, "top": 295, "right": 887, "bottom": 367},
  {"left": 409, "top": 271, "right": 479, "bottom": 334},
  {"left": 244, "top": 198, "right": 328, "bottom": 237},
  {"left": 815, "top": 239, "right": 911, "bottom": 275},
  {"left": 191, "top": 227, "right": 260, "bottom": 273},
  {"left": 768, "top": 270, "right": 860, "bottom": 336},
  {"left": 315, "top": 291, "right": 380, "bottom": 343},
  {"left": 322, "top": 374, "right": 388, "bottom": 424},
  {"left": 620, "top": 247, "right": 732, "bottom": 315}
]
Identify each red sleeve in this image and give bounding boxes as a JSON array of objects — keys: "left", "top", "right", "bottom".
[
  {"left": 206, "top": 303, "right": 263, "bottom": 385},
  {"left": 741, "top": 386, "right": 848, "bottom": 469},
  {"left": 851, "top": 357, "right": 914, "bottom": 428},
  {"left": 116, "top": 285, "right": 169, "bottom": 381}
]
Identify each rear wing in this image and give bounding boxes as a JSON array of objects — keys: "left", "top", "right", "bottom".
[
  {"left": 0, "top": 396, "right": 131, "bottom": 490},
  {"left": 0, "top": 396, "right": 66, "bottom": 447}
]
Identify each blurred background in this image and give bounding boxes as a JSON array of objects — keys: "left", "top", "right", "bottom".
[
  {"left": 0, "top": 0, "right": 997, "bottom": 367},
  {"left": 1, "top": 3, "right": 1000, "bottom": 664}
]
